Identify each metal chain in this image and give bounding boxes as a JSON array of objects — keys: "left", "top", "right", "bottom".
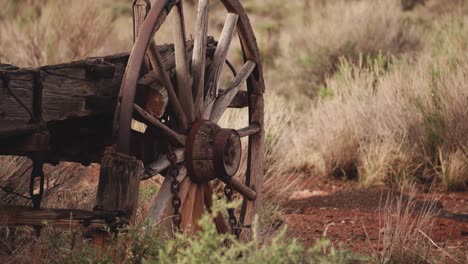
[
  {"left": 224, "top": 184, "right": 241, "bottom": 238},
  {"left": 168, "top": 149, "right": 181, "bottom": 232}
]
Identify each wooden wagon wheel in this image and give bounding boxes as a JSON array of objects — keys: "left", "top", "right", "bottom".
[{"left": 113, "top": 0, "right": 265, "bottom": 238}]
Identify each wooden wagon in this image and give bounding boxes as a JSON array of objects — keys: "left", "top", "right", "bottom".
[{"left": 0, "top": 0, "right": 265, "bottom": 241}]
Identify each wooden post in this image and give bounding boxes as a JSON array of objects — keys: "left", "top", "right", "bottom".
[{"left": 94, "top": 148, "right": 142, "bottom": 259}]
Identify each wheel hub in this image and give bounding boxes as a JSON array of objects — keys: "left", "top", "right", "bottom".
[{"left": 186, "top": 120, "right": 242, "bottom": 183}]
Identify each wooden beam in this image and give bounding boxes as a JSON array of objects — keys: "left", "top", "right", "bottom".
[
  {"left": 0, "top": 206, "right": 126, "bottom": 228},
  {"left": 96, "top": 148, "right": 142, "bottom": 224},
  {"left": 0, "top": 45, "right": 177, "bottom": 123}
]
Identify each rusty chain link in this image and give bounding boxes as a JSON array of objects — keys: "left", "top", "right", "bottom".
[
  {"left": 224, "top": 183, "right": 241, "bottom": 238},
  {"left": 168, "top": 148, "right": 181, "bottom": 232}
]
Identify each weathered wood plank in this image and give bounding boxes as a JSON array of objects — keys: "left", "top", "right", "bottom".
[
  {"left": 0, "top": 45, "right": 180, "bottom": 124},
  {"left": 0, "top": 70, "right": 35, "bottom": 120},
  {"left": 96, "top": 148, "right": 142, "bottom": 223},
  {"left": 192, "top": 0, "right": 210, "bottom": 119},
  {"left": 0, "top": 206, "right": 126, "bottom": 228},
  {"left": 173, "top": 1, "right": 195, "bottom": 123}
]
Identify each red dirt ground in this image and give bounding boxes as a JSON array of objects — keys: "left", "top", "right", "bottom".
[{"left": 282, "top": 177, "right": 468, "bottom": 258}]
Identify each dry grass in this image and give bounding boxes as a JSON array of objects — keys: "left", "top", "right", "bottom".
[
  {"left": 373, "top": 185, "right": 465, "bottom": 263},
  {"left": 0, "top": 0, "right": 131, "bottom": 67},
  {"left": 219, "top": 94, "right": 300, "bottom": 202},
  {"left": 290, "top": 15, "right": 468, "bottom": 189},
  {"left": 276, "top": 0, "right": 421, "bottom": 98}
]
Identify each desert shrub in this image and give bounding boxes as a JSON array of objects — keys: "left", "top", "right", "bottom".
[
  {"left": 293, "top": 17, "right": 468, "bottom": 189},
  {"left": 0, "top": 156, "right": 31, "bottom": 205},
  {"left": 0, "top": 199, "right": 357, "bottom": 264},
  {"left": 401, "top": 0, "right": 426, "bottom": 11},
  {"left": 0, "top": 0, "right": 130, "bottom": 67},
  {"left": 278, "top": 0, "right": 421, "bottom": 98}
]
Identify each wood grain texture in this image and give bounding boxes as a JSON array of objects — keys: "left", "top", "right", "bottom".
[
  {"left": 218, "top": 0, "right": 266, "bottom": 241},
  {"left": 0, "top": 206, "right": 126, "bottom": 228},
  {"left": 190, "top": 184, "right": 205, "bottom": 233},
  {"left": 187, "top": 121, "right": 221, "bottom": 182},
  {"left": 220, "top": 0, "right": 266, "bottom": 95},
  {"left": 229, "top": 177, "right": 257, "bottom": 201},
  {"left": 96, "top": 148, "right": 142, "bottom": 223},
  {"left": 192, "top": 0, "right": 210, "bottom": 118},
  {"left": 240, "top": 94, "right": 264, "bottom": 241},
  {"left": 204, "top": 13, "right": 239, "bottom": 118},
  {"left": 137, "top": 75, "right": 168, "bottom": 118},
  {"left": 210, "top": 60, "right": 255, "bottom": 122},
  {"left": 180, "top": 183, "right": 197, "bottom": 232},
  {"left": 148, "top": 166, "right": 188, "bottom": 235},
  {"left": 1, "top": 47, "right": 173, "bottom": 123},
  {"left": 237, "top": 123, "right": 260, "bottom": 138},
  {"left": 133, "top": 0, "right": 150, "bottom": 42},
  {"left": 173, "top": 1, "right": 195, "bottom": 123}
]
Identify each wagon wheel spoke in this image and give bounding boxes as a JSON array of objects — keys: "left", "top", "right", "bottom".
[
  {"left": 143, "top": 148, "right": 185, "bottom": 180},
  {"left": 133, "top": 104, "right": 186, "bottom": 146},
  {"left": 203, "top": 13, "right": 239, "bottom": 119},
  {"left": 173, "top": 1, "right": 194, "bottom": 123},
  {"left": 179, "top": 182, "right": 197, "bottom": 232},
  {"left": 237, "top": 123, "right": 261, "bottom": 138},
  {"left": 210, "top": 60, "right": 256, "bottom": 122},
  {"left": 147, "top": 43, "right": 188, "bottom": 131},
  {"left": 204, "top": 183, "right": 230, "bottom": 234},
  {"left": 192, "top": 0, "right": 210, "bottom": 119},
  {"left": 192, "top": 184, "right": 206, "bottom": 232},
  {"left": 148, "top": 165, "right": 189, "bottom": 227},
  {"left": 225, "top": 177, "right": 257, "bottom": 201}
]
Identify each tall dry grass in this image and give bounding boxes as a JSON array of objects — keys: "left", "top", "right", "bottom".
[
  {"left": 275, "top": 0, "right": 421, "bottom": 98},
  {"left": 373, "top": 185, "right": 466, "bottom": 263},
  {"left": 0, "top": 0, "right": 131, "bottom": 67},
  {"left": 292, "top": 16, "right": 468, "bottom": 189}
]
